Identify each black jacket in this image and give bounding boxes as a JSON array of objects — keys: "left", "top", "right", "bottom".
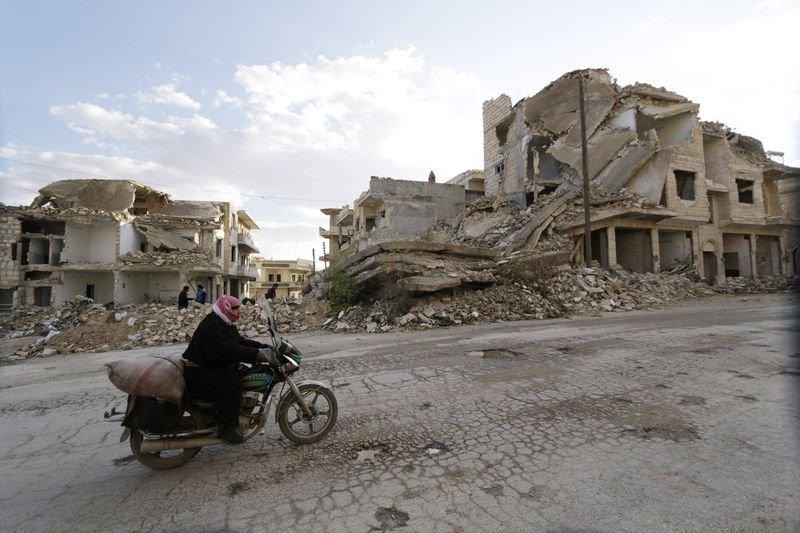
[
  {"left": 182, "top": 312, "right": 265, "bottom": 369},
  {"left": 178, "top": 291, "right": 189, "bottom": 308}
]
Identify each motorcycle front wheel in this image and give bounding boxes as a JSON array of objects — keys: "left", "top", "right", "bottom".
[
  {"left": 129, "top": 410, "right": 202, "bottom": 470},
  {"left": 277, "top": 383, "right": 338, "bottom": 444}
]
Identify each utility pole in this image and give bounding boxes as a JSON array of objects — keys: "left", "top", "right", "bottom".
[
  {"left": 578, "top": 72, "right": 592, "bottom": 267},
  {"left": 322, "top": 242, "right": 328, "bottom": 270},
  {"left": 312, "top": 248, "right": 316, "bottom": 273}
]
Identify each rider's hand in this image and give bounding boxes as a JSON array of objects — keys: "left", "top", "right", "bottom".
[{"left": 256, "top": 347, "right": 279, "bottom": 368}]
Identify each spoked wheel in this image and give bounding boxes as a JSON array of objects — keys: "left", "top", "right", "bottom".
[
  {"left": 239, "top": 400, "right": 266, "bottom": 440},
  {"left": 277, "top": 383, "right": 338, "bottom": 444},
  {"left": 130, "top": 410, "right": 202, "bottom": 470}
]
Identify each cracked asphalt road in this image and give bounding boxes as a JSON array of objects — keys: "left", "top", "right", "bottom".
[{"left": 1, "top": 293, "right": 799, "bottom": 532}]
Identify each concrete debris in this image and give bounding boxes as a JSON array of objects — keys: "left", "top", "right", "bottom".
[
  {"left": 1, "top": 273, "right": 796, "bottom": 359},
  {"left": 29, "top": 179, "right": 170, "bottom": 213},
  {"left": 119, "top": 249, "right": 215, "bottom": 266}
]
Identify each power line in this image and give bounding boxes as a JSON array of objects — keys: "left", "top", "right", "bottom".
[
  {"left": 0, "top": 156, "right": 349, "bottom": 204},
  {"left": 0, "top": 128, "right": 50, "bottom": 150}
]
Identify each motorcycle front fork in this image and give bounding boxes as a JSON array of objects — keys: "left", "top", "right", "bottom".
[{"left": 285, "top": 377, "right": 313, "bottom": 418}]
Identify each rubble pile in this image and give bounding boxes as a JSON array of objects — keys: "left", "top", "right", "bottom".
[
  {"left": 120, "top": 249, "right": 214, "bottom": 266},
  {"left": 316, "top": 265, "right": 716, "bottom": 333},
  {"left": 0, "top": 297, "right": 328, "bottom": 360},
  {"left": 1, "top": 272, "right": 795, "bottom": 361},
  {"left": 317, "top": 267, "right": 794, "bottom": 333},
  {"left": 425, "top": 197, "right": 528, "bottom": 248}
]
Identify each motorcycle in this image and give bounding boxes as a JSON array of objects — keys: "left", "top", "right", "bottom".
[{"left": 104, "top": 301, "right": 338, "bottom": 470}]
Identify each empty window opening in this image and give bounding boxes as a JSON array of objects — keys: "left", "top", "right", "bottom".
[
  {"left": 276, "top": 274, "right": 281, "bottom": 282},
  {"left": 21, "top": 219, "right": 65, "bottom": 235},
  {"left": 736, "top": 179, "right": 754, "bottom": 204},
  {"left": 291, "top": 274, "right": 297, "bottom": 282},
  {"left": 34, "top": 286, "right": 51, "bottom": 307},
  {"left": 24, "top": 271, "right": 52, "bottom": 281},
  {"left": 0, "top": 288, "right": 13, "bottom": 313},
  {"left": 20, "top": 239, "right": 30, "bottom": 265},
  {"left": 230, "top": 246, "right": 236, "bottom": 262},
  {"left": 723, "top": 252, "right": 740, "bottom": 277},
  {"left": 11, "top": 244, "right": 17, "bottom": 261},
  {"left": 674, "top": 170, "right": 696, "bottom": 201},
  {"left": 366, "top": 217, "right": 376, "bottom": 231},
  {"left": 86, "top": 284, "right": 95, "bottom": 299},
  {"left": 495, "top": 116, "right": 513, "bottom": 146},
  {"left": 51, "top": 239, "right": 63, "bottom": 264},
  {"left": 494, "top": 162, "right": 504, "bottom": 175}
]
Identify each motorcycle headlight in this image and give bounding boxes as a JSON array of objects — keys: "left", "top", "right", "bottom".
[{"left": 278, "top": 338, "right": 302, "bottom": 366}]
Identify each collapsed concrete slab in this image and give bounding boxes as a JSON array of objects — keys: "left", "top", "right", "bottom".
[{"left": 30, "top": 179, "right": 170, "bottom": 214}]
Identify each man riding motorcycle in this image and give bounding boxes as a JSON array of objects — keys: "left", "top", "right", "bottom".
[{"left": 182, "top": 295, "right": 278, "bottom": 444}]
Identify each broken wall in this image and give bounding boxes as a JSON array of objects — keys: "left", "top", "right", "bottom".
[
  {"left": 616, "top": 228, "right": 652, "bottom": 273},
  {"left": 726, "top": 150, "right": 765, "bottom": 223},
  {"left": 482, "top": 95, "right": 513, "bottom": 197},
  {"left": 0, "top": 215, "right": 21, "bottom": 289},
  {"left": 662, "top": 123, "right": 710, "bottom": 219},
  {"left": 57, "top": 271, "right": 114, "bottom": 306},
  {"left": 62, "top": 222, "right": 117, "bottom": 263},
  {"left": 119, "top": 222, "right": 144, "bottom": 255},
  {"left": 659, "top": 230, "right": 693, "bottom": 268},
  {"left": 117, "top": 271, "right": 150, "bottom": 303}
]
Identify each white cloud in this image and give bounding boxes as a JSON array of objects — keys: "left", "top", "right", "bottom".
[
  {"left": 136, "top": 82, "right": 201, "bottom": 110},
  {"left": 213, "top": 89, "right": 244, "bottom": 108},
  {"left": 9, "top": 47, "right": 484, "bottom": 260},
  {"left": 614, "top": 6, "right": 800, "bottom": 159}
]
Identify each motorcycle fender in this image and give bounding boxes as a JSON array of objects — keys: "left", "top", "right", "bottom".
[{"left": 275, "top": 380, "right": 333, "bottom": 422}]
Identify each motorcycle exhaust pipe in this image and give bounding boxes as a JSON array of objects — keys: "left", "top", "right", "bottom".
[{"left": 140, "top": 437, "right": 225, "bottom": 453}]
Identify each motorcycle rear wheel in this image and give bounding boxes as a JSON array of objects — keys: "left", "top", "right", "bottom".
[
  {"left": 277, "top": 383, "right": 338, "bottom": 444},
  {"left": 129, "top": 410, "right": 202, "bottom": 470}
]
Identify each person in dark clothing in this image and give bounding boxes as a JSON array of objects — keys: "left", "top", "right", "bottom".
[
  {"left": 182, "top": 295, "right": 278, "bottom": 444},
  {"left": 178, "top": 285, "right": 190, "bottom": 309},
  {"left": 265, "top": 283, "right": 278, "bottom": 300},
  {"left": 195, "top": 284, "right": 207, "bottom": 304}
]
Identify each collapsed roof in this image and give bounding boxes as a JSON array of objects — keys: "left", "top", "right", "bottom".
[{"left": 29, "top": 179, "right": 171, "bottom": 214}]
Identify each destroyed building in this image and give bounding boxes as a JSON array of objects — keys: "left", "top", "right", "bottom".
[
  {"left": 320, "top": 172, "right": 484, "bottom": 264},
  {"left": 250, "top": 257, "right": 314, "bottom": 299},
  {"left": 315, "top": 69, "right": 798, "bottom": 297},
  {"left": 482, "top": 69, "right": 799, "bottom": 283},
  {"left": 0, "top": 179, "right": 261, "bottom": 310}
]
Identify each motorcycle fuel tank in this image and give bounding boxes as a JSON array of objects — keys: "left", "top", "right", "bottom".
[{"left": 241, "top": 370, "right": 273, "bottom": 391}]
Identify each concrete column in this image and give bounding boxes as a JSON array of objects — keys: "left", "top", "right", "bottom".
[
  {"left": 112, "top": 271, "right": 121, "bottom": 303},
  {"left": 749, "top": 233, "right": 758, "bottom": 278},
  {"left": 778, "top": 234, "right": 788, "bottom": 275},
  {"left": 650, "top": 228, "right": 661, "bottom": 273},
  {"left": 607, "top": 226, "right": 617, "bottom": 267},
  {"left": 691, "top": 229, "right": 701, "bottom": 268},
  {"left": 716, "top": 253, "right": 726, "bottom": 285}
]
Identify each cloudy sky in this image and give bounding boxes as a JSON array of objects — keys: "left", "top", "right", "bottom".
[{"left": 1, "top": 0, "right": 798, "bottom": 262}]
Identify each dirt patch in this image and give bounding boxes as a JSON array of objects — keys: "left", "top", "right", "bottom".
[
  {"left": 482, "top": 348, "right": 522, "bottom": 359},
  {"left": 373, "top": 506, "right": 409, "bottom": 531},
  {"left": 679, "top": 395, "right": 706, "bottom": 406},
  {"left": 228, "top": 481, "right": 250, "bottom": 496}
]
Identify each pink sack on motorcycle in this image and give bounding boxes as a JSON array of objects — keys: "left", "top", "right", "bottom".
[{"left": 106, "top": 354, "right": 185, "bottom": 405}]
